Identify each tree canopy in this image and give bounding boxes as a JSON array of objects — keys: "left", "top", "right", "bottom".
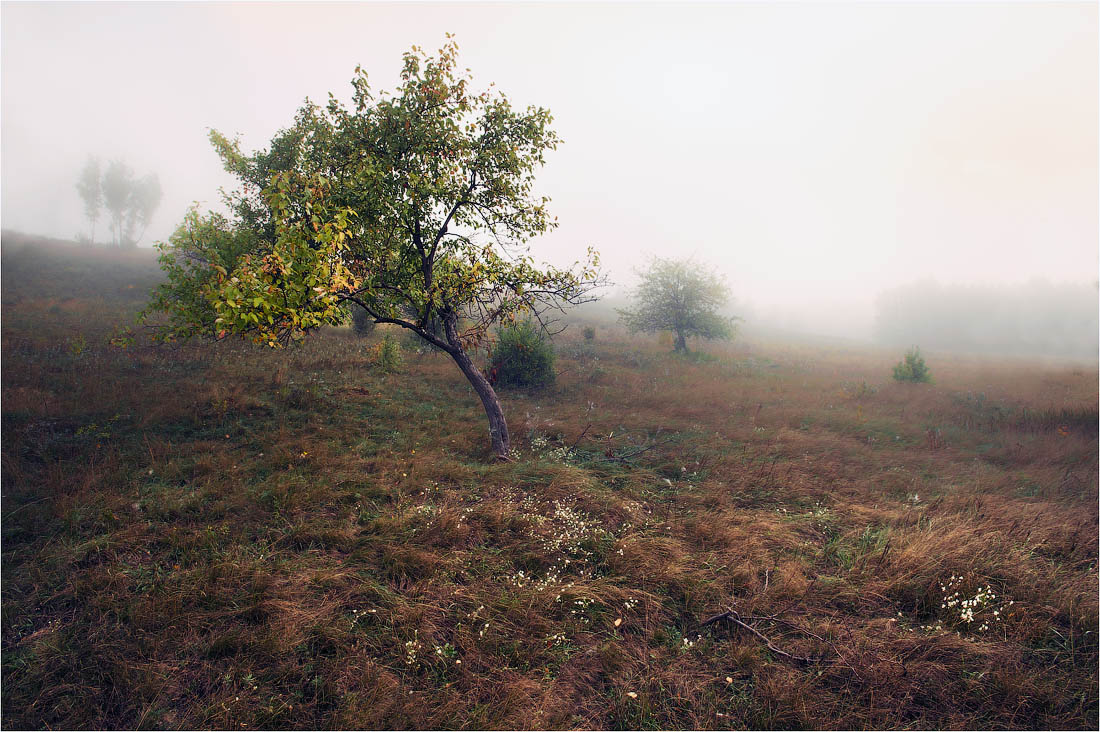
[
  {"left": 145, "top": 39, "right": 601, "bottom": 458},
  {"left": 618, "top": 258, "right": 738, "bottom": 353}
]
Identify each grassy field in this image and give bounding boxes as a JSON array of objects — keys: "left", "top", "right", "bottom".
[{"left": 2, "top": 234, "right": 1097, "bottom": 730}]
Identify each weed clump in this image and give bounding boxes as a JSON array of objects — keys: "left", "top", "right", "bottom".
[
  {"left": 582, "top": 326, "right": 596, "bottom": 341},
  {"left": 489, "top": 320, "right": 555, "bottom": 390},
  {"left": 893, "top": 347, "right": 931, "bottom": 383}
]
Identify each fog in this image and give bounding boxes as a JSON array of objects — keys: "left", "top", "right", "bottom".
[
  {"left": 873, "top": 278, "right": 1099, "bottom": 361},
  {"left": 2, "top": 1, "right": 1096, "bottom": 349}
]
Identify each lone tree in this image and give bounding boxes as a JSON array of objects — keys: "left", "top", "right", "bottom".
[
  {"left": 618, "top": 258, "right": 738, "bottom": 353},
  {"left": 144, "top": 39, "right": 601, "bottom": 460}
]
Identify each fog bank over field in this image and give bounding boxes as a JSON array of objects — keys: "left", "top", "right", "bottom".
[
  {"left": 873, "top": 279, "right": 1099, "bottom": 361},
  {"left": 736, "top": 280, "right": 1099, "bottom": 362},
  {"left": 2, "top": 1, "right": 1096, "bottom": 344}
]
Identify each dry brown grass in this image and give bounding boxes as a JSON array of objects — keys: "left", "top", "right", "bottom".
[{"left": 2, "top": 238, "right": 1097, "bottom": 729}]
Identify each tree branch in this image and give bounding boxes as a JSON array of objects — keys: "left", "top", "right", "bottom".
[
  {"left": 697, "top": 609, "right": 816, "bottom": 665},
  {"left": 341, "top": 294, "right": 453, "bottom": 353}
]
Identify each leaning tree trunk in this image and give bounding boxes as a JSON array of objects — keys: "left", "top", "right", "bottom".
[{"left": 442, "top": 313, "right": 511, "bottom": 459}]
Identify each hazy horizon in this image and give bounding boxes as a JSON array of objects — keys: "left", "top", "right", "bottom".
[{"left": 3, "top": 1, "right": 1096, "bottom": 340}]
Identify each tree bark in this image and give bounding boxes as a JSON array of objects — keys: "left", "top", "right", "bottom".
[
  {"left": 674, "top": 330, "right": 688, "bottom": 353},
  {"left": 442, "top": 312, "right": 511, "bottom": 459}
]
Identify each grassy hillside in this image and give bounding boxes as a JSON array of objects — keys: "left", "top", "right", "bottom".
[{"left": 2, "top": 234, "right": 1097, "bottom": 729}]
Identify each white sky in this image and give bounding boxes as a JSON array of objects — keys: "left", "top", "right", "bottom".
[{"left": 2, "top": 0, "right": 1097, "bottom": 337}]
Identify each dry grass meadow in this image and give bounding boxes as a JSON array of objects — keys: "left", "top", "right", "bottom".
[{"left": 2, "top": 235, "right": 1097, "bottom": 729}]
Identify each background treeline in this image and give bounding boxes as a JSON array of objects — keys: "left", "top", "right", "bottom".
[{"left": 874, "top": 279, "right": 1099, "bottom": 360}]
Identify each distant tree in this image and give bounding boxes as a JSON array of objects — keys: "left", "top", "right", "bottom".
[
  {"left": 96, "top": 160, "right": 162, "bottom": 247},
  {"left": 144, "top": 39, "right": 602, "bottom": 460},
  {"left": 102, "top": 160, "right": 134, "bottom": 246},
  {"left": 618, "top": 258, "right": 738, "bottom": 353},
  {"left": 75, "top": 157, "right": 103, "bottom": 245},
  {"left": 128, "top": 173, "right": 163, "bottom": 245}
]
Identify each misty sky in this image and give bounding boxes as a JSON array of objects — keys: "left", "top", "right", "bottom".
[{"left": 2, "top": 1, "right": 1096, "bottom": 338}]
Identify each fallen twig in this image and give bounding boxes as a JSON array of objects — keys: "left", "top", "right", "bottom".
[
  {"left": 699, "top": 608, "right": 816, "bottom": 664},
  {"left": 748, "top": 613, "right": 866, "bottom": 683},
  {"left": 595, "top": 435, "right": 677, "bottom": 464},
  {"left": 567, "top": 423, "right": 592, "bottom": 451}
]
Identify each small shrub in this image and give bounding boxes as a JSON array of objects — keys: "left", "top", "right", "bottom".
[
  {"left": 375, "top": 332, "right": 403, "bottom": 374},
  {"left": 350, "top": 304, "right": 375, "bottom": 337},
  {"left": 582, "top": 326, "right": 596, "bottom": 341},
  {"left": 587, "top": 364, "right": 607, "bottom": 384},
  {"left": 893, "top": 347, "right": 931, "bottom": 383},
  {"left": 489, "top": 320, "right": 555, "bottom": 390},
  {"left": 67, "top": 334, "right": 89, "bottom": 358}
]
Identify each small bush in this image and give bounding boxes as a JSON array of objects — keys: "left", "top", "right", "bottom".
[
  {"left": 582, "top": 326, "right": 596, "bottom": 341},
  {"left": 375, "top": 332, "right": 403, "bottom": 374},
  {"left": 489, "top": 320, "right": 555, "bottom": 390},
  {"left": 350, "top": 304, "right": 375, "bottom": 337},
  {"left": 893, "top": 347, "right": 931, "bottom": 383}
]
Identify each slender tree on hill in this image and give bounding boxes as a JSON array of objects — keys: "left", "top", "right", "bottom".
[
  {"left": 618, "top": 257, "right": 738, "bottom": 353},
  {"left": 145, "top": 39, "right": 602, "bottom": 460},
  {"left": 75, "top": 156, "right": 103, "bottom": 245},
  {"left": 102, "top": 160, "right": 134, "bottom": 247}
]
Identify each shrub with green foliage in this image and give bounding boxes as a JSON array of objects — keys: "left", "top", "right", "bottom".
[
  {"left": 350, "top": 304, "right": 375, "bottom": 337},
  {"left": 893, "top": 347, "right": 931, "bottom": 383},
  {"left": 489, "top": 320, "right": 555, "bottom": 389},
  {"left": 375, "top": 332, "right": 403, "bottom": 374},
  {"left": 582, "top": 326, "right": 596, "bottom": 341}
]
